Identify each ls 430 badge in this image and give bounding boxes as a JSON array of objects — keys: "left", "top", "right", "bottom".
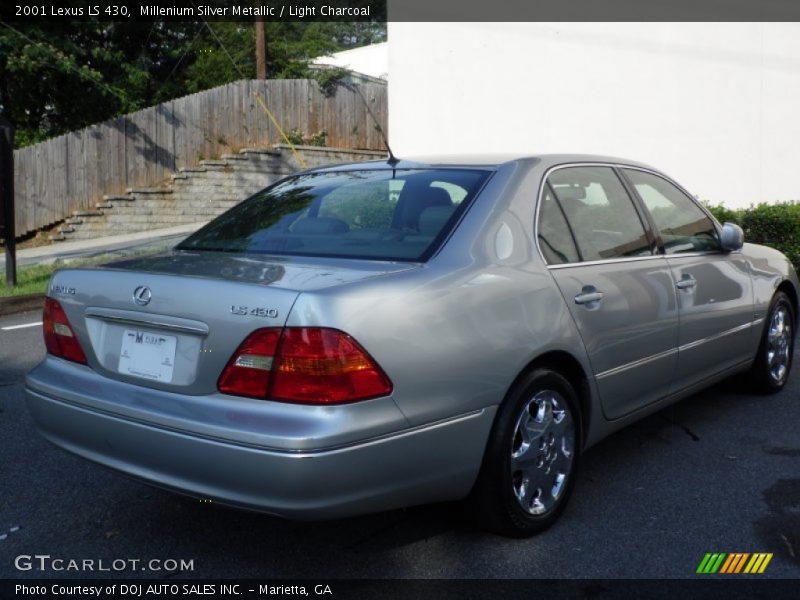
[{"left": 230, "top": 305, "right": 279, "bottom": 318}]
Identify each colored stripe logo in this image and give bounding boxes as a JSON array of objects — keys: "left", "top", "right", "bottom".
[{"left": 696, "top": 553, "right": 773, "bottom": 574}]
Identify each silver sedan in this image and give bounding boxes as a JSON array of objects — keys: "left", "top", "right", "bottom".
[{"left": 26, "top": 155, "right": 798, "bottom": 537}]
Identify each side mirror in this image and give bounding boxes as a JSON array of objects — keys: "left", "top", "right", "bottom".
[{"left": 720, "top": 222, "right": 744, "bottom": 252}]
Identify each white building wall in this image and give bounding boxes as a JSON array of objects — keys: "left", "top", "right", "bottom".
[
  {"left": 387, "top": 22, "right": 800, "bottom": 207},
  {"left": 311, "top": 42, "right": 389, "bottom": 81}
]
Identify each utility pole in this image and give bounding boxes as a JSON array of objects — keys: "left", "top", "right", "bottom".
[
  {"left": 0, "top": 115, "right": 15, "bottom": 287},
  {"left": 255, "top": 2, "right": 267, "bottom": 79}
]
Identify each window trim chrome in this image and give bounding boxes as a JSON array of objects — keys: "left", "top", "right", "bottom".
[
  {"left": 617, "top": 165, "right": 723, "bottom": 231},
  {"left": 546, "top": 254, "right": 668, "bottom": 270},
  {"left": 534, "top": 161, "right": 725, "bottom": 269}
]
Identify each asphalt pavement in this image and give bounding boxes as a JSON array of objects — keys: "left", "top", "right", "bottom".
[{"left": 1, "top": 311, "right": 799, "bottom": 579}]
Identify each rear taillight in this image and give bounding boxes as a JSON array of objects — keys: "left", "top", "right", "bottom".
[
  {"left": 218, "top": 328, "right": 281, "bottom": 399},
  {"left": 218, "top": 327, "right": 393, "bottom": 404},
  {"left": 272, "top": 328, "right": 393, "bottom": 403},
  {"left": 43, "top": 297, "right": 88, "bottom": 364}
]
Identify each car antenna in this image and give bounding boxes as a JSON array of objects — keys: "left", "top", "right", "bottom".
[{"left": 343, "top": 80, "right": 399, "bottom": 166}]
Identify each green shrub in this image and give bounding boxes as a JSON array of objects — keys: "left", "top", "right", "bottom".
[
  {"left": 283, "top": 128, "right": 328, "bottom": 147},
  {"left": 706, "top": 202, "right": 800, "bottom": 273},
  {"left": 705, "top": 203, "right": 741, "bottom": 226},
  {"left": 740, "top": 203, "right": 800, "bottom": 272},
  {"left": 285, "top": 128, "right": 305, "bottom": 145},
  {"left": 313, "top": 67, "right": 349, "bottom": 97},
  {"left": 307, "top": 129, "right": 328, "bottom": 147}
]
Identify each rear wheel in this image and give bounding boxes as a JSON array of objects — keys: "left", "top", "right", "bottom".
[
  {"left": 751, "top": 291, "right": 795, "bottom": 393},
  {"left": 468, "top": 368, "right": 580, "bottom": 537}
]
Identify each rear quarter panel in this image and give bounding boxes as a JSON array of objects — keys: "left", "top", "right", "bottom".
[{"left": 286, "top": 160, "right": 597, "bottom": 431}]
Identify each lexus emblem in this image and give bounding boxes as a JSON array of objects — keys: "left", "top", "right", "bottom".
[{"left": 133, "top": 286, "right": 152, "bottom": 306}]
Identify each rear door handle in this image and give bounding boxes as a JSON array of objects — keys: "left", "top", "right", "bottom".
[
  {"left": 675, "top": 275, "right": 697, "bottom": 290},
  {"left": 574, "top": 286, "right": 604, "bottom": 306}
]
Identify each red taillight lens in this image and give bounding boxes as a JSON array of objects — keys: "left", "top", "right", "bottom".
[
  {"left": 272, "top": 328, "right": 393, "bottom": 403},
  {"left": 43, "top": 297, "right": 88, "bottom": 364},
  {"left": 218, "top": 328, "right": 281, "bottom": 399},
  {"left": 218, "top": 327, "right": 393, "bottom": 404}
]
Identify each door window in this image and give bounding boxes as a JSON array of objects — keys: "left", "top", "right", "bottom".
[
  {"left": 623, "top": 169, "right": 721, "bottom": 254},
  {"left": 545, "top": 166, "right": 651, "bottom": 262}
]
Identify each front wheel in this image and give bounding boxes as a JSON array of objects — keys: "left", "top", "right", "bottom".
[
  {"left": 468, "top": 368, "right": 580, "bottom": 537},
  {"left": 751, "top": 291, "right": 795, "bottom": 393}
]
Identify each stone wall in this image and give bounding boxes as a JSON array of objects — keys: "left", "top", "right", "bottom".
[{"left": 54, "top": 145, "right": 387, "bottom": 242}]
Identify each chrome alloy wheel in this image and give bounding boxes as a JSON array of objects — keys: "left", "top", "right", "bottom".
[
  {"left": 510, "top": 390, "right": 575, "bottom": 515},
  {"left": 767, "top": 305, "right": 793, "bottom": 384}
]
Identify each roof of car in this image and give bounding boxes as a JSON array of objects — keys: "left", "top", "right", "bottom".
[{"left": 311, "top": 153, "right": 658, "bottom": 172}]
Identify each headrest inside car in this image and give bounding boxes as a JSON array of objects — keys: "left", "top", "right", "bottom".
[
  {"left": 396, "top": 186, "right": 453, "bottom": 230},
  {"left": 553, "top": 186, "right": 587, "bottom": 202},
  {"left": 418, "top": 206, "right": 456, "bottom": 236}
]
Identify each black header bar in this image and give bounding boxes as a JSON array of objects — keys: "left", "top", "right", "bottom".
[
  {"left": 3, "top": 0, "right": 800, "bottom": 22},
  {"left": 4, "top": 579, "right": 800, "bottom": 600}
]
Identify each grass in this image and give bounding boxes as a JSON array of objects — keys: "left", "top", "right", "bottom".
[
  {"left": 0, "top": 249, "right": 164, "bottom": 299},
  {"left": 0, "top": 262, "right": 58, "bottom": 297}
]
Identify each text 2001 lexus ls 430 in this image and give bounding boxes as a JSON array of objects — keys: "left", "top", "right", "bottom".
[{"left": 26, "top": 155, "right": 797, "bottom": 536}]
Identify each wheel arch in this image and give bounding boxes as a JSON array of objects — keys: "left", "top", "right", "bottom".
[
  {"left": 777, "top": 279, "right": 798, "bottom": 322},
  {"left": 507, "top": 350, "right": 592, "bottom": 449},
  {"left": 750, "top": 279, "right": 797, "bottom": 394}
]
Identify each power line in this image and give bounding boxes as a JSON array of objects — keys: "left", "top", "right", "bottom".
[
  {"left": 150, "top": 24, "right": 206, "bottom": 100},
  {"left": 189, "top": 0, "right": 247, "bottom": 80},
  {"left": 202, "top": 21, "right": 246, "bottom": 80}
]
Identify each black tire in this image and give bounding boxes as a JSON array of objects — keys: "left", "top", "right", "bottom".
[
  {"left": 467, "top": 368, "right": 581, "bottom": 537},
  {"left": 750, "top": 291, "right": 795, "bottom": 394}
]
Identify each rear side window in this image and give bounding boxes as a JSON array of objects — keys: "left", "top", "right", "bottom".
[
  {"left": 178, "top": 169, "right": 490, "bottom": 261},
  {"left": 545, "top": 166, "right": 651, "bottom": 262},
  {"left": 538, "top": 186, "right": 580, "bottom": 265},
  {"left": 622, "top": 169, "right": 721, "bottom": 254}
]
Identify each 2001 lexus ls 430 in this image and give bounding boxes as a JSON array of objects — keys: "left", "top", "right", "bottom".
[{"left": 26, "top": 155, "right": 798, "bottom": 536}]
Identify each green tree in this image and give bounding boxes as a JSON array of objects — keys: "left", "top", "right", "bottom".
[
  {"left": 0, "top": 20, "right": 386, "bottom": 148},
  {"left": 0, "top": 21, "right": 203, "bottom": 145}
]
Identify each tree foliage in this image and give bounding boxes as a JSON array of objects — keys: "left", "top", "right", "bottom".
[{"left": 0, "top": 20, "right": 386, "bottom": 147}]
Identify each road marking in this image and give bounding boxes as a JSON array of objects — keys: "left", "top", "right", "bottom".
[{"left": 1, "top": 321, "right": 42, "bottom": 331}]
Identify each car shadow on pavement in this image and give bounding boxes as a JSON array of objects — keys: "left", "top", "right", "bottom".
[
  {"left": 110, "top": 489, "right": 470, "bottom": 577},
  {"left": 7, "top": 355, "right": 798, "bottom": 578},
  {"left": 104, "top": 362, "right": 799, "bottom": 574}
]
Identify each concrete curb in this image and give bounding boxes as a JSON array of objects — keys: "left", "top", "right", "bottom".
[
  {"left": 0, "top": 293, "right": 44, "bottom": 317},
  {"left": 1, "top": 221, "right": 206, "bottom": 268}
]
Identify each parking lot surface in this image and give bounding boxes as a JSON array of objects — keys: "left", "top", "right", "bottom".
[{"left": 2, "top": 310, "right": 799, "bottom": 579}]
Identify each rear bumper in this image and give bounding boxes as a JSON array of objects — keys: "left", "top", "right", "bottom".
[{"left": 25, "top": 361, "right": 494, "bottom": 519}]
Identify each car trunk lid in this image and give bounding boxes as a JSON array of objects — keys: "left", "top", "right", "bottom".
[{"left": 48, "top": 252, "right": 415, "bottom": 395}]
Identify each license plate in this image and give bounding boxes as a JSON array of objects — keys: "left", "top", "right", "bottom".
[{"left": 118, "top": 329, "right": 177, "bottom": 383}]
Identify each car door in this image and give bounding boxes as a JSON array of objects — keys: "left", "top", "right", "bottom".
[
  {"left": 538, "top": 165, "right": 680, "bottom": 420},
  {"left": 620, "top": 168, "right": 754, "bottom": 390}
]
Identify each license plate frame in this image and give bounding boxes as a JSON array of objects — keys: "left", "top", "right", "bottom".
[{"left": 118, "top": 329, "right": 177, "bottom": 383}]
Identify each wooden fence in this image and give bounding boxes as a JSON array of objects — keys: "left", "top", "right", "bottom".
[{"left": 12, "top": 79, "right": 388, "bottom": 237}]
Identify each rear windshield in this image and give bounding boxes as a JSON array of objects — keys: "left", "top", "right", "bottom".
[{"left": 176, "top": 168, "right": 490, "bottom": 261}]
